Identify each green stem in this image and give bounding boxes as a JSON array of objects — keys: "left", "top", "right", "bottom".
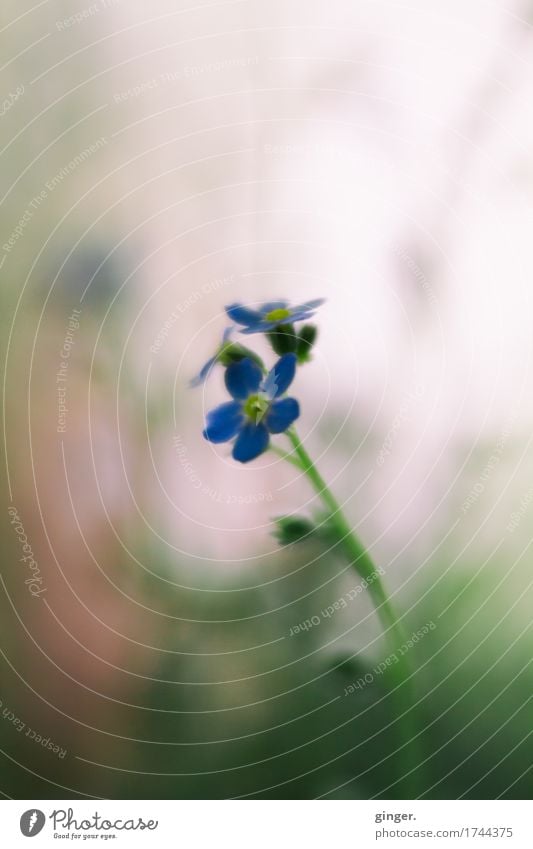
[
  {"left": 269, "top": 443, "right": 306, "bottom": 470},
  {"left": 285, "top": 427, "right": 422, "bottom": 798}
]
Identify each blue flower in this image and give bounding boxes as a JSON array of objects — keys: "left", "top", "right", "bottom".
[
  {"left": 225, "top": 299, "right": 324, "bottom": 335},
  {"left": 203, "top": 354, "right": 300, "bottom": 462}
]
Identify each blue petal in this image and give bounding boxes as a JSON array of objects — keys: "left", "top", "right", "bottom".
[
  {"left": 232, "top": 422, "right": 269, "bottom": 462},
  {"left": 263, "top": 353, "right": 297, "bottom": 399},
  {"left": 299, "top": 298, "right": 325, "bottom": 310},
  {"left": 225, "top": 303, "right": 263, "bottom": 327},
  {"left": 190, "top": 356, "right": 216, "bottom": 388},
  {"left": 241, "top": 322, "right": 276, "bottom": 334},
  {"left": 225, "top": 357, "right": 262, "bottom": 400},
  {"left": 190, "top": 327, "right": 234, "bottom": 387},
  {"left": 222, "top": 325, "right": 234, "bottom": 342},
  {"left": 266, "top": 398, "right": 300, "bottom": 433},
  {"left": 261, "top": 368, "right": 279, "bottom": 399},
  {"left": 286, "top": 309, "right": 313, "bottom": 322},
  {"left": 260, "top": 300, "right": 287, "bottom": 313},
  {"left": 287, "top": 302, "right": 324, "bottom": 322},
  {"left": 203, "top": 401, "right": 243, "bottom": 443}
]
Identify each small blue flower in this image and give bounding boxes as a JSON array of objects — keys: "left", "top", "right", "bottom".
[
  {"left": 225, "top": 299, "right": 324, "bottom": 335},
  {"left": 203, "top": 354, "right": 300, "bottom": 462}
]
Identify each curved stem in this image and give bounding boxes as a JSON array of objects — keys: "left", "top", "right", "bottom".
[{"left": 285, "top": 427, "right": 423, "bottom": 798}]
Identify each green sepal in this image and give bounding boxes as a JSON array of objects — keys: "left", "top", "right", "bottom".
[
  {"left": 267, "top": 323, "right": 298, "bottom": 356},
  {"left": 296, "top": 324, "right": 318, "bottom": 363},
  {"left": 273, "top": 515, "right": 316, "bottom": 545},
  {"left": 219, "top": 343, "right": 265, "bottom": 371}
]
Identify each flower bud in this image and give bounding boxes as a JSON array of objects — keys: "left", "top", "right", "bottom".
[
  {"left": 267, "top": 323, "right": 298, "bottom": 356},
  {"left": 219, "top": 344, "right": 264, "bottom": 370},
  {"left": 274, "top": 515, "right": 316, "bottom": 545},
  {"left": 296, "top": 324, "right": 318, "bottom": 362}
]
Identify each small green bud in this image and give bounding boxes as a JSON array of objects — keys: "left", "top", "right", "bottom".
[
  {"left": 267, "top": 323, "right": 298, "bottom": 356},
  {"left": 219, "top": 343, "right": 264, "bottom": 370},
  {"left": 273, "top": 515, "right": 316, "bottom": 545},
  {"left": 296, "top": 324, "right": 318, "bottom": 363}
]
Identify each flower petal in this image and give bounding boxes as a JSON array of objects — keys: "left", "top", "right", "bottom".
[
  {"left": 263, "top": 353, "right": 297, "bottom": 399},
  {"left": 225, "top": 303, "right": 263, "bottom": 326},
  {"left": 240, "top": 322, "right": 276, "bottom": 334},
  {"left": 190, "top": 355, "right": 216, "bottom": 388},
  {"left": 280, "top": 299, "right": 325, "bottom": 324},
  {"left": 190, "top": 327, "right": 233, "bottom": 387},
  {"left": 266, "top": 398, "right": 300, "bottom": 433},
  {"left": 203, "top": 401, "right": 243, "bottom": 443},
  {"left": 232, "top": 422, "right": 270, "bottom": 462},
  {"left": 299, "top": 298, "right": 325, "bottom": 310},
  {"left": 261, "top": 300, "right": 287, "bottom": 313},
  {"left": 286, "top": 309, "right": 313, "bottom": 322},
  {"left": 224, "top": 357, "right": 263, "bottom": 400}
]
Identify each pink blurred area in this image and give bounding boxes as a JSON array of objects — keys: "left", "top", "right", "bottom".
[{"left": 3, "top": 0, "right": 533, "bottom": 567}]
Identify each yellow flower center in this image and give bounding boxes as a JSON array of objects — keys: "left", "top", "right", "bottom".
[
  {"left": 265, "top": 308, "right": 291, "bottom": 322},
  {"left": 244, "top": 394, "right": 269, "bottom": 423}
]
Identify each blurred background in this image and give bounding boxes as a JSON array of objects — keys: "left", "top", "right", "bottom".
[{"left": 1, "top": 0, "right": 532, "bottom": 799}]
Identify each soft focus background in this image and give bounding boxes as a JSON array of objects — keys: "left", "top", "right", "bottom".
[{"left": 1, "top": 0, "right": 532, "bottom": 799}]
